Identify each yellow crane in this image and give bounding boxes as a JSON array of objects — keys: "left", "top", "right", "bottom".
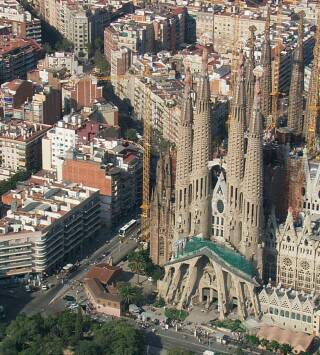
[
  {"left": 306, "top": 12, "right": 320, "bottom": 153},
  {"left": 270, "top": 1, "right": 283, "bottom": 128},
  {"left": 140, "top": 64, "right": 152, "bottom": 241}
]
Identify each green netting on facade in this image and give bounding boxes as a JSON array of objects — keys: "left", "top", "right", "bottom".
[{"left": 177, "top": 237, "right": 255, "bottom": 277}]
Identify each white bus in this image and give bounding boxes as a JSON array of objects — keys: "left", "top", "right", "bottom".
[{"left": 119, "top": 219, "right": 140, "bottom": 239}]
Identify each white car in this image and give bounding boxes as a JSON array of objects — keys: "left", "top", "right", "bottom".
[{"left": 148, "top": 277, "right": 153, "bottom": 282}]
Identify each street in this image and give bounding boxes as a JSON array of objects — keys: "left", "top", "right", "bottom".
[{"left": 0, "top": 229, "right": 137, "bottom": 318}]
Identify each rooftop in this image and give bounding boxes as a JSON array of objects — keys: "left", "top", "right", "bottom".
[
  {"left": 172, "top": 237, "right": 256, "bottom": 278},
  {"left": 0, "top": 178, "right": 99, "bottom": 235},
  {"left": 0, "top": 121, "right": 50, "bottom": 142}
]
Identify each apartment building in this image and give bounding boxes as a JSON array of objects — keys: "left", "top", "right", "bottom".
[
  {"left": 36, "top": 0, "right": 133, "bottom": 56},
  {"left": 104, "top": 6, "right": 188, "bottom": 63},
  {"left": 41, "top": 113, "right": 108, "bottom": 171},
  {"left": 0, "top": 121, "right": 51, "bottom": 180},
  {"left": 41, "top": 114, "right": 83, "bottom": 171},
  {"left": 23, "top": 85, "right": 62, "bottom": 125},
  {"left": 62, "top": 138, "right": 142, "bottom": 227},
  {"left": 0, "top": 35, "right": 43, "bottom": 85},
  {"left": 191, "top": 7, "right": 265, "bottom": 53},
  {"left": 69, "top": 76, "right": 103, "bottom": 111},
  {"left": 0, "top": 0, "right": 41, "bottom": 43},
  {"left": 0, "top": 178, "right": 100, "bottom": 277},
  {"left": 44, "top": 52, "right": 83, "bottom": 76},
  {"left": 0, "top": 79, "right": 34, "bottom": 119}
]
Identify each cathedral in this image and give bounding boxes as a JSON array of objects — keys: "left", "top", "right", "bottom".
[
  {"left": 155, "top": 48, "right": 263, "bottom": 320},
  {"left": 151, "top": 10, "right": 320, "bottom": 332}
]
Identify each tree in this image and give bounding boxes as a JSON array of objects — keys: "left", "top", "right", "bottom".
[
  {"left": 260, "top": 338, "right": 269, "bottom": 348},
  {"left": 167, "top": 348, "right": 195, "bottom": 355},
  {"left": 75, "top": 340, "right": 101, "bottom": 355},
  {"left": 236, "top": 348, "right": 245, "bottom": 355},
  {"left": 125, "top": 128, "right": 138, "bottom": 142},
  {"left": 0, "top": 170, "right": 31, "bottom": 196},
  {"left": 95, "top": 320, "right": 144, "bottom": 355},
  {"left": 118, "top": 282, "right": 143, "bottom": 309},
  {"left": 74, "top": 308, "right": 83, "bottom": 342},
  {"left": 267, "top": 340, "right": 280, "bottom": 352},
  {"left": 245, "top": 335, "right": 260, "bottom": 346},
  {"left": 279, "top": 343, "right": 292, "bottom": 355},
  {"left": 94, "top": 51, "right": 110, "bottom": 75},
  {"left": 165, "top": 308, "right": 189, "bottom": 322}
]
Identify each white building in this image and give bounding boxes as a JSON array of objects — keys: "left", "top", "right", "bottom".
[
  {"left": 259, "top": 285, "right": 320, "bottom": 335},
  {"left": 45, "top": 52, "right": 83, "bottom": 75},
  {"left": 42, "top": 114, "right": 82, "bottom": 171},
  {"left": 0, "top": 176, "right": 100, "bottom": 277}
]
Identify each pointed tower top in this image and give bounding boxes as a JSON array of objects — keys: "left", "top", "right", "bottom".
[
  {"left": 297, "top": 11, "right": 305, "bottom": 47},
  {"left": 265, "top": 6, "right": 271, "bottom": 35},
  {"left": 184, "top": 65, "right": 192, "bottom": 95},
  {"left": 201, "top": 46, "right": 208, "bottom": 74}
]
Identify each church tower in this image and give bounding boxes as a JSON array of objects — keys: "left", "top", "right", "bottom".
[
  {"left": 190, "top": 47, "right": 212, "bottom": 237},
  {"left": 287, "top": 12, "right": 305, "bottom": 134},
  {"left": 245, "top": 25, "right": 256, "bottom": 130},
  {"left": 241, "top": 75, "right": 264, "bottom": 274},
  {"left": 260, "top": 7, "right": 272, "bottom": 124},
  {"left": 150, "top": 149, "right": 175, "bottom": 265},
  {"left": 174, "top": 66, "right": 193, "bottom": 240},
  {"left": 226, "top": 52, "right": 246, "bottom": 248}
]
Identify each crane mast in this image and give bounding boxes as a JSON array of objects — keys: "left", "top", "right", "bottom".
[
  {"left": 306, "top": 12, "right": 320, "bottom": 153},
  {"left": 141, "top": 67, "right": 152, "bottom": 241}
]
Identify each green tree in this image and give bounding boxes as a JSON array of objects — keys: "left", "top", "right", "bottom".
[
  {"left": 75, "top": 340, "right": 101, "bottom": 355},
  {"left": 125, "top": 128, "right": 138, "bottom": 142},
  {"left": 94, "top": 51, "right": 110, "bottom": 75},
  {"left": 95, "top": 320, "right": 144, "bottom": 355},
  {"left": 74, "top": 308, "right": 83, "bottom": 342},
  {"left": 279, "top": 343, "right": 293, "bottom": 355},
  {"left": 260, "top": 338, "right": 269, "bottom": 348},
  {"left": 245, "top": 334, "right": 260, "bottom": 346},
  {"left": 118, "top": 282, "right": 143, "bottom": 309},
  {"left": 0, "top": 170, "right": 31, "bottom": 196},
  {"left": 167, "top": 348, "right": 195, "bottom": 355},
  {"left": 267, "top": 340, "right": 280, "bottom": 352},
  {"left": 165, "top": 308, "right": 189, "bottom": 322}
]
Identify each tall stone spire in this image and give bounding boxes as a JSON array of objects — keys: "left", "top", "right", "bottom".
[
  {"left": 174, "top": 65, "right": 193, "bottom": 240},
  {"left": 226, "top": 52, "right": 246, "bottom": 248},
  {"left": 260, "top": 7, "right": 272, "bottom": 124},
  {"left": 241, "top": 73, "right": 264, "bottom": 274},
  {"left": 190, "top": 46, "right": 212, "bottom": 237},
  {"left": 287, "top": 12, "right": 305, "bottom": 134},
  {"left": 245, "top": 25, "right": 256, "bottom": 130},
  {"left": 150, "top": 150, "right": 175, "bottom": 265}
]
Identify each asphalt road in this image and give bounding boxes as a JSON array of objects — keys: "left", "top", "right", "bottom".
[{"left": 21, "top": 233, "right": 137, "bottom": 316}]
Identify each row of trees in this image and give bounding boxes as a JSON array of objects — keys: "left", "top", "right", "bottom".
[
  {"left": 0, "top": 170, "right": 31, "bottom": 196},
  {"left": 245, "top": 335, "right": 293, "bottom": 354},
  {"left": 128, "top": 248, "right": 164, "bottom": 282},
  {"left": 0, "top": 311, "right": 144, "bottom": 355}
]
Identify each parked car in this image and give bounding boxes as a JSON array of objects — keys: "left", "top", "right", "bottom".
[{"left": 63, "top": 295, "right": 76, "bottom": 302}]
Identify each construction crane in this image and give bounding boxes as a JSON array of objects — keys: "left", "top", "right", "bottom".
[
  {"left": 306, "top": 12, "right": 320, "bottom": 153},
  {"left": 270, "top": 0, "right": 283, "bottom": 128},
  {"left": 140, "top": 64, "right": 152, "bottom": 242}
]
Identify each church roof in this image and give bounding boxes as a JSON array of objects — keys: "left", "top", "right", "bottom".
[{"left": 173, "top": 237, "right": 256, "bottom": 279}]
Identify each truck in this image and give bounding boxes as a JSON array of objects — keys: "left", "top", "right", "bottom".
[{"left": 62, "top": 263, "right": 76, "bottom": 274}]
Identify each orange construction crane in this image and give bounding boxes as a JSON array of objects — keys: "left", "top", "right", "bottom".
[
  {"left": 270, "top": 0, "right": 283, "bottom": 128},
  {"left": 140, "top": 64, "right": 152, "bottom": 241},
  {"left": 306, "top": 12, "right": 320, "bottom": 153}
]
